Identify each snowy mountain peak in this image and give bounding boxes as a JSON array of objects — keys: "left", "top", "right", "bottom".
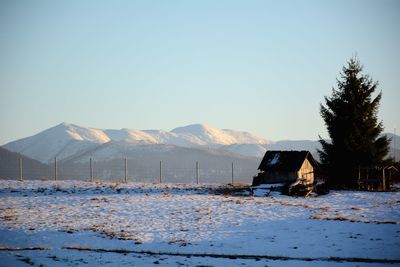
[
  {"left": 3, "top": 123, "right": 271, "bottom": 163},
  {"left": 104, "top": 129, "right": 158, "bottom": 144},
  {"left": 171, "top": 123, "right": 270, "bottom": 146},
  {"left": 3, "top": 123, "right": 113, "bottom": 163},
  {"left": 171, "top": 123, "right": 213, "bottom": 134},
  {"left": 53, "top": 123, "right": 110, "bottom": 143},
  {"left": 171, "top": 124, "right": 233, "bottom": 145}
]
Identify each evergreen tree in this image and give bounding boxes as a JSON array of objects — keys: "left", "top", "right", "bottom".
[{"left": 318, "top": 57, "right": 390, "bottom": 187}]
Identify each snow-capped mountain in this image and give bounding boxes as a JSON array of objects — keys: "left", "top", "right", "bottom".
[
  {"left": 171, "top": 124, "right": 269, "bottom": 147},
  {"left": 4, "top": 123, "right": 398, "bottom": 165},
  {"left": 3, "top": 123, "right": 271, "bottom": 163},
  {"left": 2, "top": 123, "right": 107, "bottom": 163}
]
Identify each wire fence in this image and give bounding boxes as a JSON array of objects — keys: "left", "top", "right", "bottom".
[{"left": 0, "top": 158, "right": 258, "bottom": 184}]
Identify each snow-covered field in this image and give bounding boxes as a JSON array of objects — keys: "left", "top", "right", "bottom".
[{"left": 0, "top": 180, "right": 399, "bottom": 266}]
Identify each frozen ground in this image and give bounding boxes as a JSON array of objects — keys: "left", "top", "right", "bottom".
[{"left": 0, "top": 180, "right": 399, "bottom": 266}]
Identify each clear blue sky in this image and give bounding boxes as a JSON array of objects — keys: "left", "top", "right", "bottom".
[{"left": 0, "top": 0, "right": 399, "bottom": 145}]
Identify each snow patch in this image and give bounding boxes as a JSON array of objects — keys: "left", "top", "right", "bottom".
[
  {"left": 268, "top": 153, "right": 280, "bottom": 165},
  {"left": 0, "top": 180, "right": 399, "bottom": 266}
]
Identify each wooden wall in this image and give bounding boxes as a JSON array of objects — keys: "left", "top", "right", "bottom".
[
  {"left": 257, "top": 171, "right": 298, "bottom": 184},
  {"left": 297, "top": 158, "right": 314, "bottom": 184},
  {"left": 253, "top": 158, "right": 315, "bottom": 186}
]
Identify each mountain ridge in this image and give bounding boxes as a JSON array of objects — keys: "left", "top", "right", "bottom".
[
  {"left": 3, "top": 123, "right": 271, "bottom": 163},
  {"left": 2, "top": 123, "right": 399, "bottom": 164}
]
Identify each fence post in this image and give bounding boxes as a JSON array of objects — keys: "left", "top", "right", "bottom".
[
  {"left": 90, "top": 158, "right": 93, "bottom": 182},
  {"left": 54, "top": 157, "right": 57, "bottom": 181},
  {"left": 124, "top": 158, "right": 128, "bottom": 183},
  {"left": 395, "top": 128, "right": 397, "bottom": 162},
  {"left": 196, "top": 161, "right": 199, "bottom": 184},
  {"left": 382, "top": 168, "right": 386, "bottom": 191},
  {"left": 19, "top": 158, "right": 23, "bottom": 181},
  {"left": 159, "top": 160, "right": 162, "bottom": 183},
  {"left": 231, "top": 162, "right": 234, "bottom": 184}
]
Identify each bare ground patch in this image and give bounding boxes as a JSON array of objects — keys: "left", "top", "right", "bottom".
[
  {"left": 62, "top": 245, "right": 400, "bottom": 264},
  {"left": 310, "top": 214, "right": 398, "bottom": 224}
]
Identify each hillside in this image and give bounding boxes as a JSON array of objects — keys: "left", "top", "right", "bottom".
[
  {"left": 58, "top": 142, "right": 259, "bottom": 183},
  {"left": 0, "top": 147, "right": 51, "bottom": 180}
]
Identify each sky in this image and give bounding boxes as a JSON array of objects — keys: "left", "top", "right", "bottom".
[{"left": 0, "top": 0, "right": 399, "bottom": 145}]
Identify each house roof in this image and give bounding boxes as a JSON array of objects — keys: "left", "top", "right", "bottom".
[{"left": 258, "top": 150, "right": 318, "bottom": 172}]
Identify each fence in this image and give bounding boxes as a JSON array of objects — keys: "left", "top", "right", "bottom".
[
  {"left": 356, "top": 166, "right": 398, "bottom": 191},
  {"left": 0, "top": 157, "right": 258, "bottom": 184}
]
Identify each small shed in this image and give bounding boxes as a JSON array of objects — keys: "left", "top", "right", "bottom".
[
  {"left": 252, "top": 150, "right": 318, "bottom": 186},
  {"left": 357, "top": 165, "right": 399, "bottom": 191}
]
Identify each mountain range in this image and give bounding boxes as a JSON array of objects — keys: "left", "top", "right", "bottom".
[
  {"left": 3, "top": 123, "right": 272, "bottom": 163},
  {"left": 1, "top": 123, "right": 399, "bottom": 182}
]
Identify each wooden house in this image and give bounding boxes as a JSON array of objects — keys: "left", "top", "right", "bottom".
[{"left": 252, "top": 151, "right": 318, "bottom": 186}]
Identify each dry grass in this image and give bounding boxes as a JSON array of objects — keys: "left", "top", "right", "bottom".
[
  {"left": 86, "top": 223, "right": 143, "bottom": 243},
  {"left": 310, "top": 214, "right": 397, "bottom": 224},
  {"left": 212, "top": 184, "right": 251, "bottom": 196},
  {"left": 168, "top": 239, "right": 191, "bottom": 247},
  {"left": 3, "top": 214, "right": 15, "bottom": 221},
  {"left": 0, "top": 246, "right": 50, "bottom": 251},
  {"left": 109, "top": 183, "right": 121, "bottom": 189},
  {"left": 374, "top": 220, "right": 397, "bottom": 225},
  {"left": 319, "top": 206, "right": 331, "bottom": 211},
  {"left": 235, "top": 199, "right": 245, "bottom": 204},
  {"left": 310, "top": 214, "right": 350, "bottom": 221},
  {"left": 279, "top": 201, "right": 311, "bottom": 209},
  {"left": 62, "top": 245, "right": 400, "bottom": 264},
  {"left": 224, "top": 182, "right": 249, "bottom": 187}
]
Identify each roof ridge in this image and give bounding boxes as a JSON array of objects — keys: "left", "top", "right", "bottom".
[{"left": 258, "top": 150, "right": 315, "bottom": 172}]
